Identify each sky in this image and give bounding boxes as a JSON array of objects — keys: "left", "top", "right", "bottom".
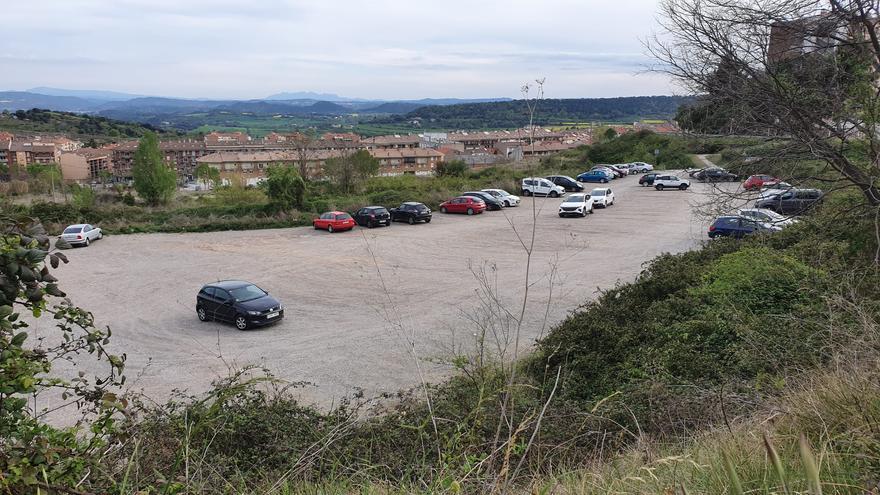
[{"left": 1, "top": 0, "right": 674, "bottom": 100}]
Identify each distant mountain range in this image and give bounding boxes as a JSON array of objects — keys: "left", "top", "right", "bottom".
[
  {"left": 0, "top": 88, "right": 686, "bottom": 132},
  {"left": 0, "top": 88, "right": 513, "bottom": 116}
]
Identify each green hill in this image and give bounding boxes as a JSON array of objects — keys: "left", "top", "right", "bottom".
[
  {"left": 0, "top": 108, "right": 182, "bottom": 142},
  {"left": 376, "top": 96, "right": 692, "bottom": 129}
]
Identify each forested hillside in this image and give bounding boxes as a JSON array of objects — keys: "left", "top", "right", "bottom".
[
  {"left": 0, "top": 108, "right": 181, "bottom": 141},
  {"left": 379, "top": 96, "right": 691, "bottom": 129}
]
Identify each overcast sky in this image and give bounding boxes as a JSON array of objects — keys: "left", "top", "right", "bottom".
[{"left": 2, "top": 0, "right": 674, "bottom": 100}]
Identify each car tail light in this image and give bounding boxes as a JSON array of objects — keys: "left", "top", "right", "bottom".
[{"left": 709, "top": 225, "right": 716, "bottom": 232}]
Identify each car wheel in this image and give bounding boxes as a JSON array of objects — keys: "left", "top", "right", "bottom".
[
  {"left": 197, "top": 306, "right": 209, "bottom": 321},
  {"left": 84, "top": 238, "right": 90, "bottom": 246},
  {"left": 504, "top": 200, "right": 511, "bottom": 207},
  {"left": 441, "top": 207, "right": 448, "bottom": 213},
  {"left": 679, "top": 184, "right": 688, "bottom": 190},
  {"left": 425, "top": 218, "right": 431, "bottom": 223},
  {"left": 581, "top": 210, "right": 588, "bottom": 217},
  {"left": 368, "top": 221, "right": 375, "bottom": 228},
  {"left": 656, "top": 185, "right": 664, "bottom": 190},
  {"left": 234, "top": 315, "right": 248, "bottom": 331},
  {"left": 549, "top": 191, "right": 559, "bottom": 198},
  {"left": 328, "top": 225, "right": 334, "bottom": 233},
  {"left": 467, "top": 208, "right": 474, "bottom": 215},
  {"left": 314, "top": 224, "right": 319, "bottom": 230},
  {"left": 523, "top": 190, "right": 532, "bottom": 196},
  {"left": 408, "top": 217, "right": 415, "bottom": 225},
  {"left": 98, "top": 232, "right": 103, "bottom": 240},
  {"left": 602, "top": 179, "right": 609, "bottom": 183},
  {"left": 558, "top": 213, "right": 564, "bottom": 218}
]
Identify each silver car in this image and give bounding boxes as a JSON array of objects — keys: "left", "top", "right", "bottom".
[
  {"left": 482, "top": 188, "right": 521, "bottom": 207},
  {"left": 60, "top": 224, "right": 103, "bottom": 247}
]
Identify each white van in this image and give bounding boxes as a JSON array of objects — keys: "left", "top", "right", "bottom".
[{"left": 522, "top": 177, "right": 565, "bottom": 197}]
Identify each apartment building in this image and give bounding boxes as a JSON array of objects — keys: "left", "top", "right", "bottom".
[
  {"left": 59, "top": 148, "right": 113, "bottom": 182},
  {"left": 196, "top": 147, "right": 445, "bottom": 182},
  {"left": 0, "top": 132, "right": 12, "bottom": 175},
  {"left": 196, "top": 150, "right": 346, "bottom": 184},
  {"left": 9, "top": 141, "right": 61, "bottom": 166},
  {"left": 370, "top": 148, "right": 444, "bottom": 176},
  {"left": 111, "top": 139, "right": 207, "bottom": 180},
  {"left": 362, "top": 134, "right": 421, "bottom": 149}
]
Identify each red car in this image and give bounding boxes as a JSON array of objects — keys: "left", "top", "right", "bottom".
[
  {"left": 440, "top": 196, "right": 486, "bottom": 215},
  {"left": 313, "top": 211, "right": 355, "bottom": 232},
  {"left": 743, "top": 174, "right": 781, "bottom": 191}
]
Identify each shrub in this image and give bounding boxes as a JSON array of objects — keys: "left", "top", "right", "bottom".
[
  {"left": 10, "top": 180, "right": 28, "bottom": 195},
  {"left": 70, "top": 184, "right": 96, "bottom": 209},
  {"left": 436, "top": 159, "right": 468, "bottom": 177}
]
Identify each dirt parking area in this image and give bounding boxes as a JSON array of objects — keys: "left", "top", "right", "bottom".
[{"left": 44, "top": 173, "right": 712, "bottom": 413}]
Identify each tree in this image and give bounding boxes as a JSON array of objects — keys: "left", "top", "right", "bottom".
[
  {"left": 0, "top": 215, "right": 125, "bottom": 491},
  {"left": 651, "top": 0, "right": 880, "bottom": 206},
  {"left": 322, "top": 150, "right": 379, "bottom": 194},
  {"left": 435, "top": 159, "right": 469, "bottom": 177},
  {"left": 264, "top": 165, "right": 306, "bottom": 210},
  {"left": 291, "top": 131, "right": 318, "bottom": 178},
  {"left": 26, "top": 163, "right": 64, "bottom": 200},
  {"left": 195, "top": 163, "right": 220, "bottom": 190},
  {"left": 132, "top": 131, "right": 177, "bottom": 205}
]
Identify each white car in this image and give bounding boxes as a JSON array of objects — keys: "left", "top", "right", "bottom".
[
  {"left": 60, "top": 224, "right": 103, "bottom": 247},
  {"left": 738, "top": 208, "right": 799, "bottom": 227},
  {"left": 482, "top": 188, "right": 521, "bottom": 207},
  {"left": 653, "top": 175, "right": 690, "bottom": 190},
  {"left": 629, "top": 162, "right": 654, "bottom": 173},
  {"left": 522, "top": 177, "right": 566, "bottom": 197},
  {"left": 590, "top": 187, "right": 615, "bottom": 208},
  {"left": 558, "top": 193, "right": 594, "bottom": 217}
]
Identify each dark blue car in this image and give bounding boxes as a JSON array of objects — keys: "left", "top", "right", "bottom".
[
  {"left": 708, "top": 216, "right": 774, "bottom": 239},
  {"left": 576, "top": 171, "right": 610, "bottom": 183}
]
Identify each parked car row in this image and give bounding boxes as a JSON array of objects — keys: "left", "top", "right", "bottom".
[{"left": 557, "top": 187, "right": 616, "bottom": 217}]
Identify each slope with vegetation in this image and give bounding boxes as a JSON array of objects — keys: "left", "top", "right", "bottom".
[
  {"left": 377, "top": 96, "right": 691, "bottom": 129},
  {"left": 0, "top": 108, "right": 180, "bottom": 143}
]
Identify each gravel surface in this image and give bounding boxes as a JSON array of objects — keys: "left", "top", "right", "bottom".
[{"left": 43, "top": 172, "right": 710, "bottom": 417}]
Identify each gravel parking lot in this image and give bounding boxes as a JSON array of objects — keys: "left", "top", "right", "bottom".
[{"left": 45, "top": 173, "right": 710, "bottom": 413}]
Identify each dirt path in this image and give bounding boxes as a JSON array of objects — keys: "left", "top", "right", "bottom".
[{"left": 42, "top": 173, "right": 711, "bottom": 420}]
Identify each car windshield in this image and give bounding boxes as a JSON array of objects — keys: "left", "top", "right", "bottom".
[
  {"left": 229, "top": 284, "right": 267, "bottom": 302},
  {"left": 566, "top": 195, "right": 586, "bottom": 202},
  {"left": 63, "top": 226, "right": 83, "bottom": 234},
  {"left": 590, "top": 190, "right": 605, "bottom": 196}
]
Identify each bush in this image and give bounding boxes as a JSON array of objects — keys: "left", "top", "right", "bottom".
[
  {"left": 368, "top": 189, "right": 413, "bottom": 206},
  {"left": 10, "top": 180, "right": 28, "bottom": 195},
  {"left": 70, "top": 184, "right": 96, "bottom": 209},
  {"left": 436, "top": 159, "right": 468, "bottom": 177}
]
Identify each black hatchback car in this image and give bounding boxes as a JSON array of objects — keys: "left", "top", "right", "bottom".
[
  {"left": 353, "top": 206, "right": 392, "bottom": 228},
  {"left": 390, "top": 202, "right": 432, "bottom": 224},
  {"left": 197, "top": 280, "right": 283, "bottom": 330},
  {"left": 546, "top": 175, "right": 584, "bottom": 192},
  {"left": 461, "top": 191, "right": 503, "bottom": 210}
]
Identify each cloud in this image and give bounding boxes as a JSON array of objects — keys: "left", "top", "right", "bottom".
[{"left": 3, "top": 0, "right": 673, "bottom": 99}]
